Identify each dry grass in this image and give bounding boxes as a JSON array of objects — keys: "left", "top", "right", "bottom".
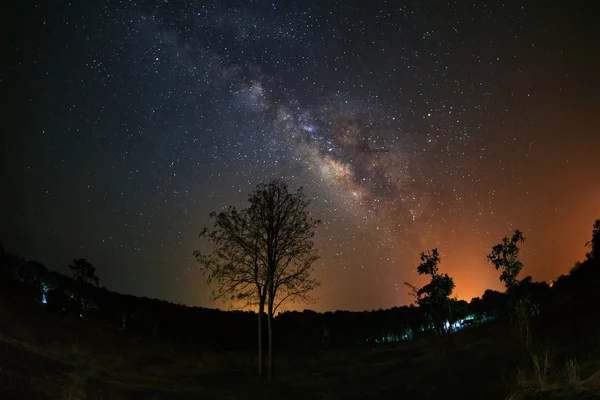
[
  {"left": 4, "top": 297, "right": 600, "bottom": 400},
  {"left": 516, "top": 367, "right": 528, "bottom": 388},
  {"left": 60, "top": 369, "right": 88, "bottom": 400},
  {"left": 506, "top": 353, "right": 600, "bottom": 399},
  {"left": 566, "top": 358, "right": 581, "bottom": 386},
  {"left": 531, "top": 348, "right": 550, "bottom": 389}
]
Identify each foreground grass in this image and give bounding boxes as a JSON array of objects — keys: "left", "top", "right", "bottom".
[{"left": 2, "top": 300, "right": 600, "bottom": 399}]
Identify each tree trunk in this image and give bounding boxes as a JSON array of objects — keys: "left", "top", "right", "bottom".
[
  {"left": 267, "top": 299, "right": 274, "bottom": 381},
  {"left": 258, "top": 299, "right": 264, "bottom": 378}
]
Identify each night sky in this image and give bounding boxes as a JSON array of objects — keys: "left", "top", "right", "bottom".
[{"left": 2, "top": 1, "right": 599, "bottom": 312}]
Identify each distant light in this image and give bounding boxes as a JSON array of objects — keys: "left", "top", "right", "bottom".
[{"left": 42, "top": 294, "right": 47, "bottom": 304}]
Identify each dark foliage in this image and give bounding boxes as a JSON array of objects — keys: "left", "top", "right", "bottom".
[
  {"left": 69, "top": 258, "right": 99, "bottom": 286},
  {"left": 487, "top": 230, "right": 526, "bottom": 291},
  {"left": 405, "top": 248, "right": 455, "bottom": 335}
]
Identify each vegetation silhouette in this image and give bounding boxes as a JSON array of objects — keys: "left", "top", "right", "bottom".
[
  {"left": 69, "top": 258, "right": 99, "bottom": 287},
  {"left": 2, "top": 212, "right": 600, "bottom": 399},
  {"left": 487, "top": 230, "right": 538, "bottom": 348},
  {"left": 405, "top": 248, "right": 455, "bottom": 338},
  {"left": 195, "top": 180, "right": 320, "bottom": 380},
  {"left": 487, "top": 230, "right": 526, "bottom": 294}
]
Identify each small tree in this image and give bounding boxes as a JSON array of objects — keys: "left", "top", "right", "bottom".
[
  {"left": 405, "top": 249, "right": 455, "bottom": 336},
  {"left": 487, "top": 230, "right": 534, "bottom": 347},
  {"left": 486, "top": 230, "right": 525, "bottom": 292},
  {"left": 69, "top": 258, "right": 99, "bottom": 286},
  {"left": 195, "top": 180, "right": 320, "bottom": 380}
]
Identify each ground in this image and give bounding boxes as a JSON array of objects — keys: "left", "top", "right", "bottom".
[{"left": 2, "top": 299, "right": 600, "bottom": 400}]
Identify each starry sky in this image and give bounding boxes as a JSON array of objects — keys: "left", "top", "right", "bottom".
[{"left": 2, "top": 1, "right": 599, "bottom": 312}]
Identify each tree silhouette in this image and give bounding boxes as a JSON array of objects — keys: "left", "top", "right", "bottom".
[
  {"left": 405, "top": 249, "right": 455, "bottom": 336},
  {"left": 486, "top": 230, "right": 525, "bottom": 291},
  {"left": 251, "top": 181, "right": 320, "bottom": 380},
  {"left": 585, "top": 219, "right": 600, "bottom": 260},
  {"left": 69, "top": 258, "right": 99, "bottom": 286},
  {"left": 487, "top": 230, "right": 538, "bottom": 347},
  {"left": 195, "top": 180, "right": 320, "bottom": 380},
  {"left": 195, "top": 201, "right": 269, "bottom": 376}
]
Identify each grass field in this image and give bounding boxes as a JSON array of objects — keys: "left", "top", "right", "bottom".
[{"left": 2, "top": 298, "right": 600, "bottom": 400}]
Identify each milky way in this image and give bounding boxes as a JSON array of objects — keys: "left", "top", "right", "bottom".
[{"left": 3, "top": 1, "right": 599, "bottom": 311}]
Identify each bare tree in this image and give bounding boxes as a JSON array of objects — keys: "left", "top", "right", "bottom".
[
  {"left": 195, "top": 205, "right": 268, "bottom": 376},
  {"left": 248, "top": 180, "right": 320, "bottom": 380},
  {"left": 195, "top": 180, "right": 320, "bottom": 380}
]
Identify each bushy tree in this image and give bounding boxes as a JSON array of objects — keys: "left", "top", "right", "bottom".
[
  {"left": 195, "top": 180, "right": 320, "bottom": 380},
  {"left": 487, "top": 230, "right": 525, "bottom": 291},
  {"left": 405, "top": 249, "right": 455, "bottom": 336},
  {"left": 487, "top": 230, "right": 538, "bottom": 347},
  {"left": 69, "top": 258, "right": 99, "bottom": 286},
  {"left": 481, "top": 289, "right": 508, "bottom": 317}
]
